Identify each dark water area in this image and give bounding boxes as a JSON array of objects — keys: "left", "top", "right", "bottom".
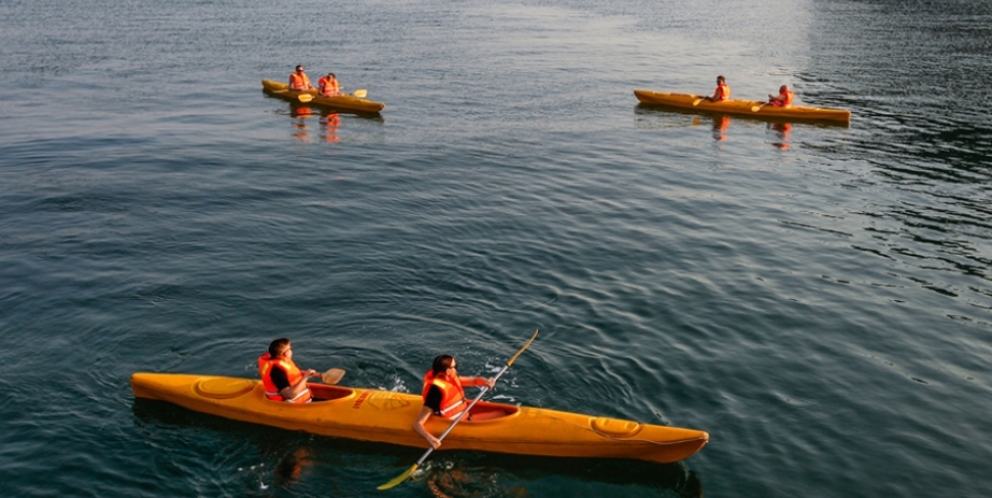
[{"left": 2, "top": 0, "right": 991, "bottom": 496}]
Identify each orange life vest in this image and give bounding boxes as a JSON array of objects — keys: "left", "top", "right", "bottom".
[
  {"left": 714, "top": 83, "right": 731, "bottom": 101},
  {"left": 318, "top": 77, "right": 340, "bottom": 96},
  {"left": 774, "top": 90, "right": 794, "bottom": 107},
  {"left": 422, "top": 370, "right": 468, "bottom": 420},
  {"left": 289, "top": 72, "right": 311, "bottom": 90},
  {"left": 258, "top": 353, "right": 311, "bottom": 403}
]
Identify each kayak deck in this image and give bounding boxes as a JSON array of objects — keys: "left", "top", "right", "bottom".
[
  {"left": 262, "top": 79, "right": 385, "bottom": 113},
  {"left": 634, "top": 89, "right": 851, "bottom": 123},
  {"left": 132, "top": 372, "right": 708, "bottom": 464}
]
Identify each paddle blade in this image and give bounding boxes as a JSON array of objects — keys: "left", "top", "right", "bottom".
[
  {"left": 321, "top": 368, "right": 345, "bottom": 385},
  {"left": 353, "top": 89, "right": 368, "bottom": 98},
  {"left": 506, "top": 329, "right": 539, "bottom": 367},
  {"left": 298, "top": 94, "right": 313, "bottom": 103},
  {"left": 751, "top": 104, "right": 764, "bottom": 112},
  {"left": 692, "top": 98, "right": 703, "bottom": 106},
  {"left": 377, "top": 463, "right": 418, "bottom": 490}
]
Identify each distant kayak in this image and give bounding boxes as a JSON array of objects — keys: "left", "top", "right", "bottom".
[
  {"left": 634, "top": 89, "right": 851, "bottom": 123},
  {"left": 131, "top": 372, "right": 709, "bottom": 464},
  {"left": 262, "top": 79, "right": 385, "bottom": 114}
]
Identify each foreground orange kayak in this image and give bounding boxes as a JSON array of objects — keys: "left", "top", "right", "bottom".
[
  {"left": 634, "top": 89, "right": 851, "bottom": 123},
  {"left": 131, "top": 372, "right": 708, "bottom": 464},
  {"left": 262, "top": 79, "right": 385, "bottom": 113}
]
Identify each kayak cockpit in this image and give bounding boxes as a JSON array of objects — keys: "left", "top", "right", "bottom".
[
  {"left": 465, "top": 400, "right": 519, "bottom": 422},
  {"left": 308, "top": 384, "right": 356, "bottom": 402}
]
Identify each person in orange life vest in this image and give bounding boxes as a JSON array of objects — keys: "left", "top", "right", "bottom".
[
  {"left": 318, "top": 73, "right": 342, "bottom": 96},
  {"left": 704, "top": 75, "right": 731, "bottom": 102},
  {"left": 258, "top": 338, "right": 319, "bottom": 403},
  {"left": 289, "top": 65, "right": 313, "bottom": 90},
  {"left": 413, "top": 354, "right": 498, "bottom": 449},
  {"left": 768, "top": 84, "right": 795, "bottom": 107}
]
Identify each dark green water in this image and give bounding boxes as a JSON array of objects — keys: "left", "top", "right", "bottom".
[{"left": 2, "top": 0, "right": 990, "bottom": 496}]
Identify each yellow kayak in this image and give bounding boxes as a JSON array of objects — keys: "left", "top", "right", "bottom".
[
  {"left": 131, "top": 372, "right": 708, "bottom": 464},
  {"left": 262, "top": 79, "right": 385, "bottom": 113},
  {"left": 634, "top": 89, "right": 851, "bottom": 123}
]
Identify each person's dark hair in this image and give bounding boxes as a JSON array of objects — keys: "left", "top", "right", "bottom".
[
  {"left": 269, "top": 338, "right": 291, "bottom": 358},
  {"left": 717, "top": 75, "right": 726, "bottom": 83},
  {"left": 431, "top": 354, "right": 455, "bottom": 376},
  {"left": 327, "top": 72, "right": 335, "bottom": 78},
  {"left": 296, "top": 65, "right": 304, "bottom": 71}
]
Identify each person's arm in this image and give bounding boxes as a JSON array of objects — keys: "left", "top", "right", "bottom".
[
  {"left": 459, "top": 376, "right": 495, "bottom": 389},
  {"left": 279, "top": 368, "right": 318, "bottom": 400},
  {"left": 412, "top": 406, "right": 441, "bottom": 449}
]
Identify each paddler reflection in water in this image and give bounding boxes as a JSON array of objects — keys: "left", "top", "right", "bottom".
[
  {"left": 413, "top": 355, "right": 498, "bottom": 449},
  {"left": 258, "top": 338, "right": 320, "bottom": 403},
  {"left": 770, "top": 121, "right": 792, "bottom": 150}
]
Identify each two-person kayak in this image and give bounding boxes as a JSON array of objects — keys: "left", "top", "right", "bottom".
[
  {"left": 262, "top": 79, "right": 385, "bottom": 114},
  {"left": 131, "top": 372, "right": 708, "bottom": 464},
  {"left": 634, "top": 89, "right": 851, "bottom": 123}
]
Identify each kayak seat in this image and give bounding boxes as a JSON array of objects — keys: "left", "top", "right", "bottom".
[{"left": 308, "top": 384, "right": 355, "bottom": 402}]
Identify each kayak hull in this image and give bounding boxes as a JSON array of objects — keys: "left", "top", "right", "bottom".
[
  {"left": 262, "top": 79, "right": 385, "bottom": 113},
  {"left": 131, "top": 372, "right": 708, "bottom": 464},
  {"left": 634, "top": 89, "right": 851, "bottom": 123}
]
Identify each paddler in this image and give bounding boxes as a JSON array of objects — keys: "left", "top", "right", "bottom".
[
  {"left": 767, "top": 84, "right": 795, "bottom": 107},
  {"left": 413, "top": 355, "right": 498, "bottom": 449},
  {"left": 703, "top": 75, "right": 731, "bottom": 102},
  {"left": 258, "top": 338, "right": 320, "bottom": 403},
  {"left": 318, "top": 72, "right": 342, "bottom": 97},
  {"left": 289, "top": 65, "right": 313, "bottom": 90}
]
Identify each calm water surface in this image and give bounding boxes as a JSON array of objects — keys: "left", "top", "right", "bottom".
[{"left": 2, "top": 0, "right": 990, "bottom": 496}]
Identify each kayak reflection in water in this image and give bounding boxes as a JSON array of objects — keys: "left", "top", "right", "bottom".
[{"left": 413, "top": 354, "right": 498, "bottom": 449}]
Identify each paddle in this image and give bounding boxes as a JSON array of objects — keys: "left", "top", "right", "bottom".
[
  {"left": 692, "top": 96, "right": 705, "bottom": 106},
  {"left": 321, "top": 368, "right": 346, "bottom": 385},
  {"left": 298, "top": 89, "right": 368, "bottom": 103},
  {"left": 377, "top": 329, "right": 540, "bottom": 491},
  {"left": 751, "top": 102, "right": 770, "bottom": 112}
]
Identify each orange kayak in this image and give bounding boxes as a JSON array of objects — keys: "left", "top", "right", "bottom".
[
  {"left": 262, "top": 79, "right": 385, "bottom": 113},
  {"left": 634, "top": 89, "right": 851, "bottom": 123},
  {"left": 131, "top": 372, "right": 708, "bottom": 464}
]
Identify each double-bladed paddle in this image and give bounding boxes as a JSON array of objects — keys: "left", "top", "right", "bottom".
[
  {"left": 297, "top": 89, "right": 368, "bottom": 103},
  {"left": 377, "top": 329, "right": 540, "bottom": 491}
]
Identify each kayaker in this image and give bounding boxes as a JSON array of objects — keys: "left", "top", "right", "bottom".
[
  {"left": 704, "top": 75, "right": 731, "bottom": 102},
  {"left": 289, "top": 65, "right": 313, "bottom": 90},
  {"left": 768, "top": 85, "right": 795, "bottom": 107},
  {"left": 258, "top": 338, "right": 320, "bottom": 403},
  {"left": 413, "top": 354, "right": 497, "bottom": 449},
  {"left": 318, "top": 72, "right": 342, "bottom": 97}
]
